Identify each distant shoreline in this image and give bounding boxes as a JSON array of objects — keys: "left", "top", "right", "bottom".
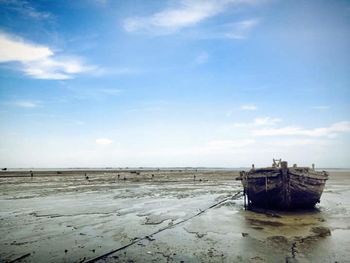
[{"left": 1, "top": 167, "right": 350, "bottom": 173}]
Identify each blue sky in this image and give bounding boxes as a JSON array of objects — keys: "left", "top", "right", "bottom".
[{"left": 0, "top": 0, "right": 349, "bottom": 168}]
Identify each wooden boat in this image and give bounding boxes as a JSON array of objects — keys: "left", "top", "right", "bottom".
[{"left": 239, "top": 160, "right": 328, "bottom": 209}]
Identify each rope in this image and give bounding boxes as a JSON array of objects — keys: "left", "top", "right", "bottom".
[{"left": 84, "top": 191, "right": 243, "bottom": 263}]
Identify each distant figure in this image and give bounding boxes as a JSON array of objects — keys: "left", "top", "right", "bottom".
[
  {"left": 117, "top": 174, "right": 120, "bottom": 180},
  {"left": 194, "top": 175, "right": 196, "bottom": 181},
  {"left": 30, "top": 170, "right": 33, "bottom": 177},
  {"left": 151, "top": 174, "right": 154, "bottom": 180},
  {"left": 85, "top": 173, "right": 89, "bottom": 180},
  {"left": 123, "top": 176, "right": 126, "bottom": 181}
]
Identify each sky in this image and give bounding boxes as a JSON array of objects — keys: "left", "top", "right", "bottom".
[{"left": 0, "top": 0, "right": 349, "bottom": 168}]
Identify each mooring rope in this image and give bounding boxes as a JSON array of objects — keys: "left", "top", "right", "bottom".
[{"left": 84, "top": 191, "right": 243, "bottom": 263}]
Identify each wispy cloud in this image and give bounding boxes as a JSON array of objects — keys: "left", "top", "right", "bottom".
[
  {"left": 253, "top": 117, "right": 281, "bottom": 126},
  {"left": 14, "top": 100, "right": 40, "bottom": 108},
  {"left": 0, "top": 0, "right": 52, "bottom": 20},
  {"left": 234, "top": 117, "right": 281, "bottom": 127},
  {"left": 253, "top": 121, "right": 350, "bottom": 138},
  {"left": 268, "top": 138, "right": 329, "bottom": 147},
  {"left": 185, "top": 18, "right": 260, "bottom": 40},
  {"left": 0, "top": 33, "right": 96, "bottom": 79},
  {"left": 311, "top": 105, "right": 330, "bottom": 110},
  {"left": 123, "top": 1, "right": 221, "bottom": 34},
  {"left": 23, "top": 56, "right": 95, "bottom": 80},
  {"left": 123, "top": 0, "right": 260, "bottom": 35},
  {"left": 240, "top": 104, "right": 257, "bottom": 111},
  {"left": 96, "top": 138, "right": 113, "bottom": 145},
  {"left": 61, "top": 85, "right": 123, "bottom": 101},
  {"left": 223, "top": 19, "right": 260, "bottom": 39}
]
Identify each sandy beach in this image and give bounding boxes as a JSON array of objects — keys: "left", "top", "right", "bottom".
[{"left": 0, "top": 169, "right": 349, "bottom": 262}]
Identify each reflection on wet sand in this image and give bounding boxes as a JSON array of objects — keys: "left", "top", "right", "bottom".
[{"left": 0, "top": 169, "right": 349, "bottom": 262}]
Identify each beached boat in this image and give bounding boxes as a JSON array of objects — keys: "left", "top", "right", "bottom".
[{"left": 239, "top": 160, "right": 328, "bottom": 209}]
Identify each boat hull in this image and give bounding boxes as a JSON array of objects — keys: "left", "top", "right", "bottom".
[{"left": 241, "top": 168, "right": 328, "bottom": 209}]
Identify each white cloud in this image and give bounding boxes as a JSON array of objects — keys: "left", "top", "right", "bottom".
[
  {"left": 240, "top": 104, "right": 257, "bottom": 111},
  {"left": 123, "top": 0, "right": 259, "bottom": 34},
  {"left": 23, "top": 56, "right": 96, "bottom": 80},
  {"left": 233, "top": 116, "right": 281, "bottom": 127},
  {"left": 253, "top": 117, "right": 281, "bottom": 126},
  {"left": 0, "top": 34, "right": 53, "bottom": 62},
  {"left": 253, "top": 121, "right": 350, "bottom": 138},
  {"left": 0, "top": 33, "right": 96, "bottom": 79},
  {"left": 124, "top": 1, "right": 219, "bottom": 33},
  {"left": 268, "top": 138, "right": 329, "bottom": 147},
  {"left": 96, "top": 138, "right": 113, "bottom": 145},
  {"left": 14, "top": 100, "right": 39, "bottom": 108}
]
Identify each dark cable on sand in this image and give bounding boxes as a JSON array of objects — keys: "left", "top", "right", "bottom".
[
  {"left": 8, "top": 253, "right": 31, "bottom": 263},
  {"left": 84, "top": 191, "right": 243, "bottom": 263}
]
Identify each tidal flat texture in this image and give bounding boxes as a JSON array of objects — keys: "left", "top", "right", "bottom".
[{"left": 0, "top": 169, "right": 349, "bottom": 262}]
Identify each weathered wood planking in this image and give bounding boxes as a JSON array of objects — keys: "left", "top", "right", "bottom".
[{"left": 238, "top": 161, "right": 328, "bottom": 210}]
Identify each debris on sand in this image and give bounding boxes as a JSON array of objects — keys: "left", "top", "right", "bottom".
[
  {"left": 267, "top": 235, "right": 288, "bottom": 244},
  {"left": 311, "top": 226, "right": 331, "bottom": 237}
]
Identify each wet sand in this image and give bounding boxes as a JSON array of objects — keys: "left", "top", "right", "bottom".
[{"left": 0, "top": 169, "right": 349, "bottom": 262}]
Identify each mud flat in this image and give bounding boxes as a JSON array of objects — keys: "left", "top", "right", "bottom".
[{"left": 0, "top": 169, "right": 349, "bottom": 262}]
